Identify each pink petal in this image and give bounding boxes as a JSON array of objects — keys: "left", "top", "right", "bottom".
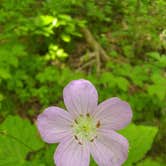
[
  {"left": 90, "top": 129, "right": 129, "bottom": 166},
  {"left": 54, "top": 136, "right": 90, "bottom": 166},
  {"left": 63, "top": 79, "right": 98, "bottom": 118},
  {"left": 94, "top": 97, "right": 132, "bottom": 130},
  {"left": 37, "top": 106, "right": 73, "bottom": 143}
]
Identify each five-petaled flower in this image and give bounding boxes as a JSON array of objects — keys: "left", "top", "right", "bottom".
[{"left": 37, "top": 79, "right": 132, "bottom": 166}]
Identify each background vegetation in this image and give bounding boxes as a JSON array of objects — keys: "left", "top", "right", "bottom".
[{"left": 0, "top": 0, "right": 166, "bottom": 165}]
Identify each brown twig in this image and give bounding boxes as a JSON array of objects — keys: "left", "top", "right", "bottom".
[
  {"left": 80, "top": 27, "right": 110, "bottom": 73},
  {"left": 77, "top": 59, "right": 96, "bottom": 71}
]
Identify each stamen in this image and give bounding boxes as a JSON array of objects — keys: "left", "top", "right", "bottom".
[
  {"left": 90, "top": 138, "right": 94, "bottom": 142},
  {"left": 90, "top": 135, "right": 98, "bottom": 142},
  {"left": 74, "top": 135, "right": 78, "bottom": 140},
  {"left": 96, "top": 120, "right": 101, "bottom": 128},
  {"left": 73, "top": 114, "right": 97, "bottom": 142},
  {"left": 78, "top": 141, "right": 83, "bottom": 145},
  {"left": 86, "top": 113, "right": 90, "bottom": 117},
  {"left": 74, "top": 119, "right": 78, "bottom": 124}
]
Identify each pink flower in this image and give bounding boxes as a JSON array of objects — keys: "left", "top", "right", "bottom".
[{"left": 37, "top": 79, "right": 132, "bottom": 166}]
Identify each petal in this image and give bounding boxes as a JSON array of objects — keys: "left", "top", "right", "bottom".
[
  {"left": 90, "top": 130, "right": 129, "bottom": 166},
  {"left": 37, "top": 106, "right": 73, "bottom": 143},
  {"left": 54, "top": 136, "right": 90, "bottom": 166},
  {"left": 63, "top": 79, "right": 98, "bottom": 117},
  {"left": 94, "top": 97, "right": 132, "bottom": 130}
]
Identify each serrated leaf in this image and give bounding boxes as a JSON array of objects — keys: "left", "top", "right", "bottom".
[
  {"left": 119, "top": 124, "right": 158, "bottom": 166},
  {"left": 0, "top": 116, "right": 44, "bottom": 165}
]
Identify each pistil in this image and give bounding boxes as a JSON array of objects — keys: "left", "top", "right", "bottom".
[{"left": 73, "top": 113, "right": 99, "bottom": 144}]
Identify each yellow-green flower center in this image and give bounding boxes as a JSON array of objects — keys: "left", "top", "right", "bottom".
[{"left": 73, "top": 114, "right": 99, "bottom": 143}]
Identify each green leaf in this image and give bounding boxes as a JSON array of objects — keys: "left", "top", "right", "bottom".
[
  {"left": 119, "top": 124, "right": 158, "bottom": 166},
  {"left": 147, "top": 52, "right": 160, "bottom": 60},
  {"left": 136, "top": 158, "right": 165, "bottom": 166},
  {"left": 61, "top": 34, "right": 71, "bottom": 42},
  {"left": 0, "top": 116, "right": 44, "bottom": 165},
  {"left": 115, "top": 77, "right": 129, "bottom": 91},
  {"left": 22, "top": 160, "right": 45, "bottom": 166},
  {"left": 36, "top": 15, "right": 57, "bottom": 27},
  {"left": 90, "top": 156, "right": 98, "bottom": 166},
  {"left": 148, "top": 74, "right": 166, "bottom": 100},
  {"left": 0, "top": 94, "right": 4, "bottom": 101},
  {"left": 0, "top": 68, "right": 11, "bottom": 79},
  {"left": 100, "top": 72, "right": 115, "bottom": 84},
  {"left": 147, "top": 84, "right": 166, "bottom": 100},
  {"left": 41, "top": 144, "right": 57, "bottom": 166}
]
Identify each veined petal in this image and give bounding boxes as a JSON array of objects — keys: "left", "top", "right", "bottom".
[
  {"left": 37, "top": 106, "right": 73, "bottom": 143},
  {"left": 94, "top": 97, "right": 132, "bottom": 130},
  {"left": 90, "top": 130, "right": 129, "bottom": 166},
  {"left": 54, "top": 136, "right": 90, "bottom": 166},
  {"left": 63, "top": 79, "right": 98, "bottom": 117}
]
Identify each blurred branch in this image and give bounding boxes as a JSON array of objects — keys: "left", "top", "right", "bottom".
[
  {"left": 81, "top": 27, "right": 110, "bottom": 73},
  {"left": 78, "top": 59, "right": 96, "bottom": 71}
]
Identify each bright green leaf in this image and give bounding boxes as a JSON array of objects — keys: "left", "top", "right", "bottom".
[
  {"left": 119, "top": 124, "right": 158, "bottom": 166},
  {"left": 0, "top": 116, "right": 44, "bottom": 165}
]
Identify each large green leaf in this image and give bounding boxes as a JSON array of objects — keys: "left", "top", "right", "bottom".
[
  {"left": 136, "top": 158, "right": 165, "bottom": 166},
  {"left": 119, "top": 124, "right": 158, "bottom": 166},
  {"left": 0, "top": 116, "right": 44, "bottom": 165}
]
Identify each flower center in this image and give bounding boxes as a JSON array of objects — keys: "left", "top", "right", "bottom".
[{"left": 73, "top": 114, "right": 100, "bottom": 143}]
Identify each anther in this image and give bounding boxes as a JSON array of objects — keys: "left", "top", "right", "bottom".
[
  {"left": 90, "top": 135, "right": 98, "bottom": 142},
  {"left": 74, "top": 119, "right": 78, "bottom": 124},
  {"left": 74, "top": 135, "right": 78, "bottom": 140},
  {"left": 86, "top": 113, "right": 90, "bottom": 117},
  {"left": 78, "top": 141, "right": 83, "bottom": 145},
  {"left": 96, "top": 120, "right": 101, "bottom": 128},
  {"left": 90, "top": 138, "right": 94, "bottom": 142}
]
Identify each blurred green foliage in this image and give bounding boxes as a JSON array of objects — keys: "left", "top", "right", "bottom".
[{"left": 0, "top": 0, "right": 166, "bottom": 165}]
